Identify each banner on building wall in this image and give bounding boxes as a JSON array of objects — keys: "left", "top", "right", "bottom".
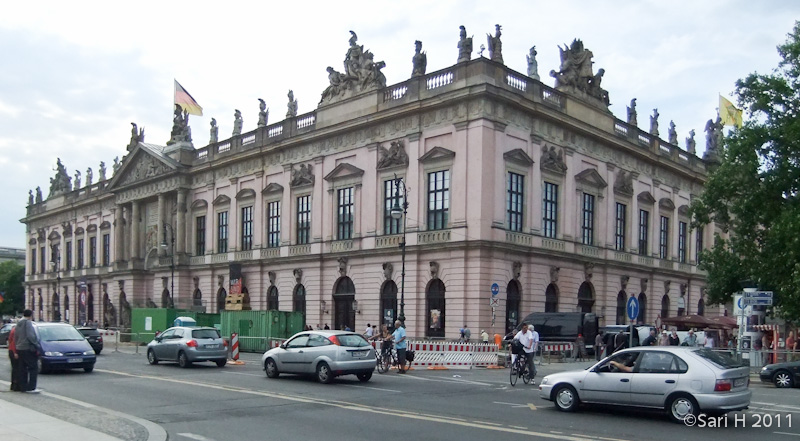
[
  {"left": 78, "top": 279, "right": 87, "bottom": 325},
  {"left": 229, "top": 263, "right": 243, "bottom": 295}
]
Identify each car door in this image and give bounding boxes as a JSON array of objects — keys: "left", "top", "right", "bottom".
[
  {"left": 153, "top": 329, "right": 174, "bottom": 359},
  {"left": 581, "top": 351, "right": 638, "bottom": 405},
  {"left": 162, "top": 329, "right": 183, "bottom": 360},
  {"left": 304, "top": 334, "right": 334, "bottom": 372},
  {"left": 277, "top": 334, "right": 310, "bottom": 373},
  {"left": 629, "top": 351, "right": 684, "bottom": 407}
]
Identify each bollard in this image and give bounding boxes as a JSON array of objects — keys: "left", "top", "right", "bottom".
[{"left": 231, "top": 332, "right": 239, "bottom": 360}]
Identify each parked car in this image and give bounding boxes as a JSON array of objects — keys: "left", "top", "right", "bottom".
[
  {"left": 35, "top": 322, "right": 97, "bottom": 374},
  {"left": 538, "top": 346, "right": 751, "bottom": 423},
  {"left": 262, "top": 331, "right": 376, "bottom": 384},
  {"left": 760, "top": 360, "right": 800, "bottom": 388},
  {"left": 146, "top": 326, "right": 228, "bottom": 368},
  {"left": 75, "top": 327, "right": 103, "bottom": 354},
  {"left": 0, "top": 323, "right": 15, "bottom": 346}
]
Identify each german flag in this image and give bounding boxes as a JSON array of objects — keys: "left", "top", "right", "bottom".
[{"left": 174, "top": 80, "right": 203, "bottom": 116}]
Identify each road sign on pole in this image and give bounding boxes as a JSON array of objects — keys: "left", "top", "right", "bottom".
[
  {"left": 626, "top": 297, "right": 639, "bottom": 321},
  {"left": 491, "top": 283, "right": 500, "bottom": 297},
  {"left": 490, "top": 298, "right": 499, "bottom": 307},
  {"left": 741, "top": 291, "right": 773, "bottom": 306}
]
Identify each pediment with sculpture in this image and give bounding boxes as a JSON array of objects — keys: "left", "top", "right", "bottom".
[{"left": 109, "top": 146, "right": 177, "bottom": 189}]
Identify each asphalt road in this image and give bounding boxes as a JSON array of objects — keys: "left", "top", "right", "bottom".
[{"left": 1, "top": 349, "right": 799, "bottom": 441}]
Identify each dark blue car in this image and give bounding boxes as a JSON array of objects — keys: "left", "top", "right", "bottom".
[{"left": 35, "top": 322, "right": 97, "bottom": 374}]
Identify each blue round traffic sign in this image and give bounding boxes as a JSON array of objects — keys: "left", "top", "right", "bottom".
[
  {"left": 491, "top": 283, "right": 500, "bottom": 297},
  {"left": 626, "top": 296, "right": 640, "bottom": 321}
]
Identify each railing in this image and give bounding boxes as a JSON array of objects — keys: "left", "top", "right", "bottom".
[
  {"left": 331, "top": 240, "right": 354, "bottom": 253},
  {"left": 659, "top": 142, "right": 671, "bottom": 154},
  {"left": 190, "top": 256, "right": 206, "bottom": 265},
  {"left": 637, "top": 134, "right": 650, "bottom": 147},
  {"left": 579, "top": 245, "right": 600, "bottom": 257},
  {"left": 376, "top": 235, "right": 402, "bottom": 248},
  {"left": 505, "top": 231, "right": 533, "bottom": 246},
  {"left": 289, "top": 245, "right": 311, "bottom": 256},
  {"left": 158, "top": 256, "right": 172, "bottom": 266},
  {"left": 235, "top": 250, "right": 253, "bottom": 260},
  {"left": 542, "top": 238, "right": 565, "bottom": 251},
  {"left": 211, "top": 253, "right": 229, "bottom": 263},
  {"left": 261, "top": 247, "right": 280, "bottom": 258},
  {"left": 267, "top": 124, "right": 283, "bottom": 138},
  {"left": 384, "top": 84, "right": 408, "bottom": 101},
  {"left": 637, "top": 255, "right": 654, "bottom": 266},
  {"left": 614, "top": 122, "right": 629, "bottom": 137},
  {"left": 196, "top": 148, "right": 208, "bottom": 160},
  {"left": 217, "top": 142, "right": 231, "bottom": 153},
  {"left": 242, "top": 134, "right": 256, "bottom": 145},
  {"left": 426, "top": 71, "right": 453, "bottom": 90},
  {"left": 540, "top": 86, "right": 564, "bottom": 108},
  {"left": 678, "top": 152, "right": 689, "bottom": 162},
  {"left": 678, "top": 263, "right": 691, "bottom": 272},
  {"left": 418, "top": 230, "right": 451, "bottom": 244},
  {"left": 296, "top": 113, "right": 316, "bottom": 129},
  {"left": 659, "top": 260, "right": 674, "bottom": 269},
  {"left": 614, "top": 251, "right": 632, "bottom": 263},
  {"left": 506, "top": 74, "right": 527, "bottom": 92}
]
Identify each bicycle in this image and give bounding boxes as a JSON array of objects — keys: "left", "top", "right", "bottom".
[
  {"left": 376, "top": 340, "right": 399, "bottom": 374},
  {"left": 510, "top": 351, "right": 536, "bottom": 386}
]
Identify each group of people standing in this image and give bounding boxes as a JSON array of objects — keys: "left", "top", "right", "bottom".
[{"left": 7, "top": 309, "right": 42, "bottom": 394}]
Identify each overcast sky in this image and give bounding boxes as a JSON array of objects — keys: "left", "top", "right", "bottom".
[{"left": 1, "top": 1, "right": 796, "bottom": 247}]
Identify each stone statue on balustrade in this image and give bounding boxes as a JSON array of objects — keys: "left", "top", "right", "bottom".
[
  {"left": 685, "top": 129, "right": 696, "bottom": 154},
  {"left": 128, "top": 122, "right": 145, "bottom": 151},
  {"left": 668, "top": 121, "right": 678, "bottom": 145},
  {"left": 703, "top": 115, "right": 723, "bottom": 162},
  {"left": 650, "top": 109, "right": 659, "bottom": 137},
  {"left": 167, "top": 104, "right": 192, "bottom": 146},
  {"left": 209, "top": 118, "right": 218, "bottom": 143},
  {"left": 527, "top": 46, "right": 540, "bottom": 80},
  {"left": 286, "top": 90, "right": 298, "bottom": 118},
  {"left": 99, "top": 161, "right": 106, "bottom": 181},
  {"left": 86, "top": 167, "right": 93, "bottom": 188},
  {"left": 35, "top": 187, "right": 43, "bottom": 203},
  {"left": 290, "top": 163, "right": 315, "bottom": 187},
  {"left": 48, "top": 158, "right": 72, "bottom": 198},
  {"left": 487, "top": 24, "right": 503, "bottom": 63},
  {"left": 549, "top": 39, "right": 609, "bottom": 109},
  {"left": 627, "top": 98, "right": 638, "bottom": 127},
  {"left": 112, "top": 157, "right": 120, "bottom": 176},
  {"left": 457, "top": 25, "right": 473, "bottom": 63},
  {"left": 318, "top": 31, "right": 387, "bottom": 106},
  {"left": 28, "top": 190, "right": 34, "bottom": 206},
  {"left": 74, "top": 170, "right": 81, "bottom": 189},
  {"left": 411, "top": 40, "right": 427, "bottom": 77},
  {"left": 233, "top": 110, "right": 243, "bottom": 136},
  {"left": 257, "top": 99, "right": 269, "bottom": 128},
  {"left": 377, "top": 140, "right": 409, "bottom": 170}
]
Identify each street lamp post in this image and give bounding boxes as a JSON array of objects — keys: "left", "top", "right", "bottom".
[
  {"left": 50, "top": 250, "right": 61, "bottom": 322},
  {"left": 390, "top": 175, "right": 408, "bottom": 326},
  {"left": 160, "top": 222, "right": 175, "bottom": 308}
]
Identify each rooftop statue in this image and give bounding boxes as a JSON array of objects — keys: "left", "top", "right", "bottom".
[
  {"left": 526, "top": 46, "right": 540, "bottom": 80},
  {"left": 128, "top": 122, "right": 144, "bottom": 151},
  {"left": 487, "top": 24, "right": 503, "bottom": 64},
  {"left": 703, "top": 114, "right": 724, "bottom": 161},
  {"left": 318, "top": 31, "right": 387, "bottom": 106},
  {"left": 457, "top": 25, "right": 473, "bottom": 63},
  {"left": 258, "top": 99, "right": 269, "bottom": 128},
  {"left": 28, "top": 189, "right": 33, "bottom": 206},
  {"left": 99, "top": 161, "right": 106, "bottom": 181},
  {"left": 74, "top": 170, "right": 81, "bottom": 189},
  {"left": 668, "top": 121, "right": 678, "bottom": 145},
  {"left": 650, "top": 108, "right": 659, "bottom": 137},
  {"left": 86, "top": 167, "right": 93, "bottom": 188},
  {"left": 209, "top": 118, "right": 218, "bottom": 143},
  {"left": 286, "top": 90, "right": 298, "bottom": 118},
  {"left": 47, "top": 157, "right": 72, "bottom": 198},
  {"left": 112, "top": 156, "right": 121, "bottom": 175},
  {"left": 686, "top": 129, "right": 696, "bottom": 154},
  {"left": 233, "top": 109, "right": 243, "bottom": 136},
  {"left": 35, "top": 186, "right": 42, "bottom": 204},
  {"left": 627, "top": 98, "right": 638, "bottom": 127},
  {"left": 167, "top": 104, "right": 191, "bottom": 145},
  {"left": 412, "top": 40, "right": 427, "bottom": 77},
  {"left": 549, "top": 39, "right": 609, "bottom": 108}
]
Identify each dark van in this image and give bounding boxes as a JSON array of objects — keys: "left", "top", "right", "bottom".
[{"left": 505, "top": 312, "right": 599, "bottom": 353}]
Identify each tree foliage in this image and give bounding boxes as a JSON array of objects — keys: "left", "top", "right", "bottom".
[
  {"left": 690, "top": 22, "right": 800, "bottom": 322},
  {"left": 0, "top": 260, "right": 25, "bottom": 316}
]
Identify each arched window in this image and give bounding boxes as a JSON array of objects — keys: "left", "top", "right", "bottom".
[
  {"left": 697, "top": 298, "right": 705, "bottom": 316},
  {"left": 616, "top": 291, "right": 626, "bottom": 325},
  {"left": 506, "top": 280, "right": 521, "bottom": 334},
  {"left": 661, "top": 295, "right": 670, "bottom": 319},
  {"left": 638, "top": 293, "right": 648, "bottom": 324},
  {"left": 267, "top": 286, "right": 279, "bottom": 310},
  {"left": 64, "top": 293, "right": 70, "bottom": 324},
  {"left": 545, "top": 283, "right": 559, "bottom": 313},
  {"left": 216, "top": 287, "right": 227, "bottom": 313},
  {"left": 193, "top": 288, "right": 203, "bottom": 308},
  {"left": 333, "top": 277, "right": 356, "bottom": 331},
  {"left": 578, "top": 282, "right": 595, "bottom": 313},
  {"left": 426, "top": 279, "right": 446, "bottom": 338},
  {"left": 379, "top": 281, "right": 397, "bottom": 330},
  {"left": 293, "top": 284, "right": 307, "bottom": 327},
  {"left": 52, "top": 293, "right": 61, "bottom": 322}
]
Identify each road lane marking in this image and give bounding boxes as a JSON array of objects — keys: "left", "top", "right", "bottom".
[
  {"left": 493, "top": 401, "right": 529, "bottom": 408},
  {"left": 775, "top": 432, "right": 800, "bottom": 437},
  {"left": 339, "top": 384, "right": 401, "bottom": 393},
  {"left": 94, "top": 368, "right": 615, "bottom": 441},
  {"left": 472, "top": 420, "right": 502, "bottom": 426},
  {"left": 178, "top": 434, "right": 217, "bottom": 441},
  {"left": 400, "top": 375, "right": 494, "bottom": 386},
  {"left": 223, "top": 371, "right": 265, "bottom": 378},
  {"left": 510, "top": 425, "right": 528, "bottom": 430},
  {"left": 528, "top": 403, "right": 537, "bottom": 411}
]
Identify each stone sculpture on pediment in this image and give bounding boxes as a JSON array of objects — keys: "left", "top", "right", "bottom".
[
  {"left": 128, "top": 122, "right": 145, "bottom": 151},
  {"left": 527, "top": 46, "right": 540, "bottom": 80},
  {"left": 377, "top": 140, "right": 409, "bottom": 169},
  {"left": 35, "top": 187, "right": 43, "bottom": 203},
  {"left": 257, "top": 99, "right": 269, "bottom": 128},
  {"left": 550, "top": 39, "right": 609, "bottom": 108},
  {"left": 457, "top": 25, "right": 473, "bottom": 63},
  {"left": 686, "top": 129, "right": 696, "bottom": 155},
  {"left": 286, "top": 90, "right": 298, "bottom": 118},
  {"left": 318, "top": 31, "right": 387, "bottom": 106},
  {"left": 167, "top": 104, "right": 192, "bottom": 146},
  {"left": 540, "top": 145, "right": 567, "bottom": 174},
  {"left": 233, "top": 110, "right": 243, "bottom": 136},
  {"left": 668, "top": 121, "right": 678, "bottom": 145},
  {"left": 411, "top": 40, "right": 427, "bottom": 77},
  {"left": 119, "top": 154, "right": 170, "bottom": 187},
  {"left": 48, "top": 158, "right": 72, "bottom": 198},
  {"left": 486, "top": 24, "right": 503, "bottom": 63},
  {"left": 703, "top": 114, "right": 723, "bottom": 162},
  {"left": 290, "top": 164, "right": 315, "bottom": 188},
  {"left": 614, "top": 170, "right": 634, "bottom": 196},
  {"left": 209, "top": 118, "right": 218, "bottom": 143}
]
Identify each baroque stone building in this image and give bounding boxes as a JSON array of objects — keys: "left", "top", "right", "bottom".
[{"left": 22, "top": 31, "right": 720, "bottom": 336}]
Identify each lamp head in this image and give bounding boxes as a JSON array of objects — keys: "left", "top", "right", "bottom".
[{"left": 390, "top": 203, "right": 403, "bottom": 220}]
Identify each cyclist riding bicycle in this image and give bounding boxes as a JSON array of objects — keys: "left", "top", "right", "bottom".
[{"left": 513, "top": 322, "right": 538, "bottom": 380}]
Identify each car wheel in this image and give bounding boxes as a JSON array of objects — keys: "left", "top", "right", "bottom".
[
  {"left": 95, "top": 349, "right": 102, "bottom": 355},
  {"left": 265, "top": 358, "right": 279, "bottom": 378},
  {"left": 553, "top": 385, "right": 579, "bottom": 412},
  {"left": 774, "top": 370, "right": 794, "bottom": 388},
  {"left": 357, "top": 371, "right": 372, "bottom": 382},
  {"left": 178, "top": 351, "right": 191, "bottom": 368},
  {"left": 84, "top": 365, "right": 94, "bottom": 373},
  {"left": 215, "top": 359, "right": 227, "bottom": 368},
  {"left": 667, "top": 393, "right": 699, "bottom": 423},
  {"left": 316, "top": 361, "right": 333, "bottom": 384},
  {"left": 147, "top": 349, "right": 158, "bottom": 365},
  {"left": 38, "top": 358, "right": 48, "bottom": 374}
]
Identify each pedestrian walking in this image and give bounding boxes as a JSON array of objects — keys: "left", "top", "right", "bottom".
[
  {"left": 364, "top": 323, "right": 374, "bottom": 338},
  {"left": 481, "top": 329, "right": 489, "bottom": 343},
  {"left": 659, "top": 330, "right": 670, "bottom": 346},
  {"left": 323, "top": 323, "right": 330, "bottom": 330},
  {"left": 594, "top": 331, "right": 604, "bottom": 361},
  {"left": 641, "top": 329, "right": 657, "bottom": 346},
  {"left": 392, "top": 320, "right": 407, "bottom": 373},
  {"left": 462, "top": 325, "right": 471, "bottom": 342},
  {"left": 8, "top": 325, "right": 20, "bottom": 391},
  {"left": 573, "top": 334, "right": 586, "bottom": 361},
  {"left": 668, "top": 329, "right": 680, "bottom": 346},
  {"left": 683, "top": 330, "right": 698, "bottom": 347},
  {"left": 14, "top": 310, "right": 42, "bottom": 394}
]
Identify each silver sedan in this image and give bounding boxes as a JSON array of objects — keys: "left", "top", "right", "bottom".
[
  {"left": 147, "top": 326, "right": 228, "bottom": 368},
  {"left": 262, "top": 331, "right": 376, "bottom": 384},
  {"left": 539, "top": 346, "right": 751, "bottom": 423}
]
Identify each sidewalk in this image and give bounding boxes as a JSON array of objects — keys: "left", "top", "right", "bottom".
[{"left": 0, "top": 397, "right": 122, "bottom": 441}]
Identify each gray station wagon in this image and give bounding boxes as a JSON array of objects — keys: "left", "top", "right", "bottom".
[{"left": 147, "top": 326, "right": 228, "bottom": 368}]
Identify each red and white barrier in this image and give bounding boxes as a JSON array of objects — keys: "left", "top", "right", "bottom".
[
  {"left": 231, "top": 332, "right": 239, "bottom": 361},
  {"left": 541, "top": 343, "right": 573, "bottom": 352}
]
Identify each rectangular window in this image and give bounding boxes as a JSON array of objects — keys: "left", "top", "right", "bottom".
[
  {"left": 582, "top": 193, "right": 595, "bottom": 245},
  {"left": 65, "top": 241, "right": 72, "bottom": 270},
  {"left": 40, "top": 246, "right": 46, "bottom": 274},
  {"left": 102, "top": 234, "right": 110, "bottom": 266},
  {"left": 696, "top": 226, "right": 704, "bottom": 264},
  {"left": 337, "top": 187, "right": 354, "bottom": 240},
  {"left": 543, "top": 182, "right": 559, "bottom": 238},
  {"left": 659, "top": 216, "right": 670, "bottom": 259},
  {"left": 384, "top": 179, "right": 403, "bottom": 235},
  {"left": 77, "top": 239, "right": 85, "bottom": 269},
  {"left": 217, "top": 211, "right": 228, "bottom": 253},
  {"left": 296, "top": 195, "right": 311, "bottom": 245},
  {"left": 678, "top": 221, "right": 688, "bottom": 263},
  {"left": 89, "top": 237, "right": 97, "bottom": 267},
  {"left": 240, "top": 206, "right": 253, "bottom": 251},
  {"left": 31, "top": 248, "right": 36, "bottom": 274},
  {"left": 507, "top": 172, "right": 524, "bottom": 232},
  {"left": 267, "top": 201, "right": 281, "bottom": 248},
  {"left": 615, "top": 203, "right": 627, "bottom": 251},
  {"left": 638, "top": 209, "right": 649, "bottom": 256},
  {"left": 196, "top": 216, "right": 206, "bottom": 255},
  {"left": 427, "top": 170, "right": 450, "bottom": 230}
]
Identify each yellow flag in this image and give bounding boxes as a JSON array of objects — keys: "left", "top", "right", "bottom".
[{"left": 719, "top": 95, "right": 742, "bottom": 128}]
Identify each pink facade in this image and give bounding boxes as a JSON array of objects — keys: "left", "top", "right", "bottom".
[{"left": 23, "top": 57, "right": 720, "bottom": 337}]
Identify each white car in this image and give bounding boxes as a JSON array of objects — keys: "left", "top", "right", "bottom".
[
  {"left": 539, "top": 346, "right": 751, "bottom": 423},
  {"left": 262, "top": 331, "right": 376, "bottom": 384}
]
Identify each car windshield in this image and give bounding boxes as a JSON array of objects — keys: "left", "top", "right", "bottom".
[
  {"left": 192, "top": 329, "right": 220, "bottom": 339},
  {"left": 39, "top": 326, "right": 85, "bottom": 342},
  {"left": 337, "top": 334, "right": 370, "bottom": 347},
  {"left": 692, "top": 348, "right": 745, "bottom": 369}
]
